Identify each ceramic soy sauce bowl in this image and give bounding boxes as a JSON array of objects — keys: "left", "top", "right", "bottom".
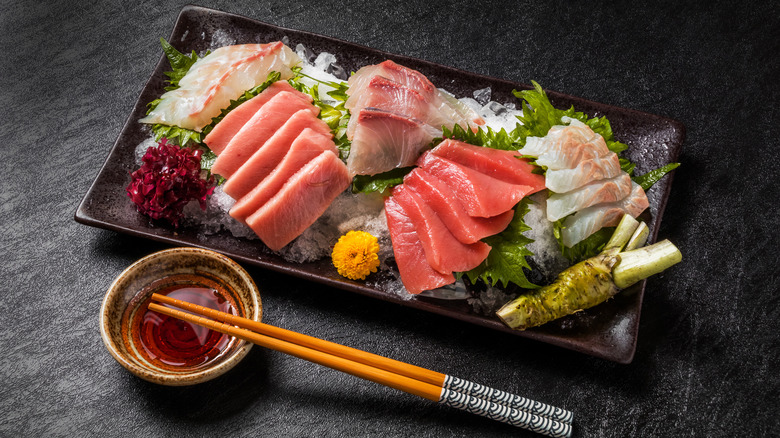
[{"left": 100, "top": 247, "right": 262, "bottom": 386}]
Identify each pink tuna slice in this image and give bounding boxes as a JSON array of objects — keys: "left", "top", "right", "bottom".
[
  {"left": 391, "top": 184, "right": 491, "bottom": 275},
  {"left": 430, "top": 138, "right": 546, "bottom": 193},
  {"left": 384, "top": 196, "right": 454, "bottom": 294},
  {"left": 203, "top": 81, "right": 312, "bottom": 155},
  {"left": 229, "top": 128, "right": 338, "bottom": 222},
  {"left": 211, "top": 91, "right": 319, "bottom": 178},
  {"left": 223, "top": 110, "right": 332, "bottom": 200},
  {"left": 347, "top": 108, "right": 440, "bottom": 177},
  {"left": 417, "top": 152, "right": 534, "bottom": 218},
  {"left": 403, "top": 169, "right": 514, "bottom": 244},
  {"left": 244, "top": 151, "right": 350, "bottom": 251},
  {"left": 346, "top": 76, "right": 455, "bottom": 138}
]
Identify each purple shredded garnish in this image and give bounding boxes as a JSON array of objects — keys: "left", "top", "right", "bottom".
[{"left": 126, "top": 138, "right": 214, "bottom": 227}]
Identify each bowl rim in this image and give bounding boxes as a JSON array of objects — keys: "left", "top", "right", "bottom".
[{"left": 99, "top": 246, "right": 262, "bottom": 386}]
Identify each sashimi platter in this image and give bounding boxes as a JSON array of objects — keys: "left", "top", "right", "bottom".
[{"left": 76, "top": 6, "right": 684, "bottom": 362}]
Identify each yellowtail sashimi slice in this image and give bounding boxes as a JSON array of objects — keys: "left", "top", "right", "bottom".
[
  {"left": 347, "top": 60, "right": 484, "bottom": 130},
  {"left": 345, "top": 76, "right": 456, "bottom": 138},
  {"left": 347, "top": 108, "right": 440, "bottom": 177}
]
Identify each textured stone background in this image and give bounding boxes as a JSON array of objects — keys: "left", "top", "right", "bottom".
[{"left": 1, "top": 1, "right": 778, "bottom": 436}]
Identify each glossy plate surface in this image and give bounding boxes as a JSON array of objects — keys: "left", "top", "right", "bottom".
[{"left": 75, "top": 5, "right": 684, "bottom": 364}]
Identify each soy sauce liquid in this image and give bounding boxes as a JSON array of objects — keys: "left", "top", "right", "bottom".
[{"left": 122, "top": 273, "right": 240, "bottom": 371}]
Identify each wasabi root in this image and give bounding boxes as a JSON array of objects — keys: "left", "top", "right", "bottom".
[{"left": 496, "top": 215, "right": 681, "bottom": 331}]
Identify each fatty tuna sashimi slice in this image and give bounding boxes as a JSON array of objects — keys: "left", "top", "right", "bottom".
[
  {"left": 384, "top": 197, "right": 454, "bottom": 294},
  {"left": 403, "top": 169, "right": 514, "bottom": 244},
  {"left": 211, "top": 92, "right": 319, "bottom": 178},
  {"left": 544, "top": 153, "right": 623, "bottom": 193},
  {"left": 140, "top": 42, "right": 300, "bottom": 132},
  {"left": 347, "top": 108, "right": 440, "bottom": 176},
  {"left": 245, "top": 151, "right": 351, "bottom": 251},
  {"left": 223, "top": 110, "right": 332, "bottom": 200},
  {"left": 392, "top": 184, "right": 491, "bottom": 274},
  {"left": 203, "top": 81, "right": 311, "bottom": 155},
  {"left": 520, "top": 118, "right": 610, "bottom": 170},
  {"left": 229, "top": 128, "right": 338, "bottom": 222},
  {"left": 417, "top": 152, "right": 533, "bottom": 218},
  {"left": 560, "top": 182, "right": 650, "bottom": 247},
  {"left": 430, "top": 139, "right": 546, "bottom": 192},
  {"left": 345, "top": 76, "right": 455, "bottom": 138},
  {"left": 546, "top": 174, "right": 633, "bottom": 222}
]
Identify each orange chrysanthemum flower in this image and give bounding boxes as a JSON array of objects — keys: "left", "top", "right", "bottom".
[{"left": 331, "top": 231, "right": 381, "bottom": 280}]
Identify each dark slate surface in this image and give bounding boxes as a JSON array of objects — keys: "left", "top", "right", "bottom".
[{"left": 1, "top": 1, "right": 778, "bottom": 436}]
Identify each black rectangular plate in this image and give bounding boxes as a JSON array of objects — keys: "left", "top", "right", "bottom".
[{"left": 75, "top": 5, "right": 684, "bottom": 364}]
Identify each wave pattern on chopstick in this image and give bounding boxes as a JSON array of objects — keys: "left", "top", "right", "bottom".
[
  {"left": 442, "top": 375, "right": 574, "bottom": 424},
  {"left": 439, "top": 388, "right": 572, "bottom": 438}
]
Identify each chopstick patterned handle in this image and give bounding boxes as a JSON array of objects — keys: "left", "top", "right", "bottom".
[
  {"left": 443, "top": 375, "right": 574, "bottom": 424},
  {"left": 439, "top": 388, "right": 572, "bottom": 438}
]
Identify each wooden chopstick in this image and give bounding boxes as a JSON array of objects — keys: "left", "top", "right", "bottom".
[
  {"left": 149, "top": 294, "right": 573, "bottom": 437},
  {"left": 151, "top": 293, "right": 573, "bottom": 424}
]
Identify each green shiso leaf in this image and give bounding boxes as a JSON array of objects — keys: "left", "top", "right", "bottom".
[
  {"left": 512, "top": 81, "right": 628, "bottom": 155},
  {"left": 144, "top": 38, "right": 207, "bottom": 147},
  {"left": 463, "top": 198, "right": 538, "bottom": 289},
  {"left": 633, "top": 162, "right": 681, "bottom": 190},
  {"left": 288, "top": 68, "right": 352, "bottom": 160},
  {"left": 159, "top": 38, "right": 202, "bottom": 90},
  {"left": 147, "top": 124, "right": 202, "bottom": 147},
  {"left": 440, "top": 123, "right": 522, "bottom": 151},
  {"left": 351, "top": 167, "right": 414, "bottom": 194}
]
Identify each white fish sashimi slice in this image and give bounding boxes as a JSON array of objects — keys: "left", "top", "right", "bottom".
[
  {"left": 519, "top": 118, "right": 609, "bottom": 170},
  {"left": 560, "top": 182, "right": 650, "bottom": 247},
  {"left": 140, "top": 42, "right": 301, "bottom": 132},
  {"left": 347, "top": 108, "right": 440, "bottom": 177},
  {"left": 544, "top": 153, "right": 623, "bottom": 193},
  {"left": 546, "top": 174, "right": 633, "bottom": 222}
]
